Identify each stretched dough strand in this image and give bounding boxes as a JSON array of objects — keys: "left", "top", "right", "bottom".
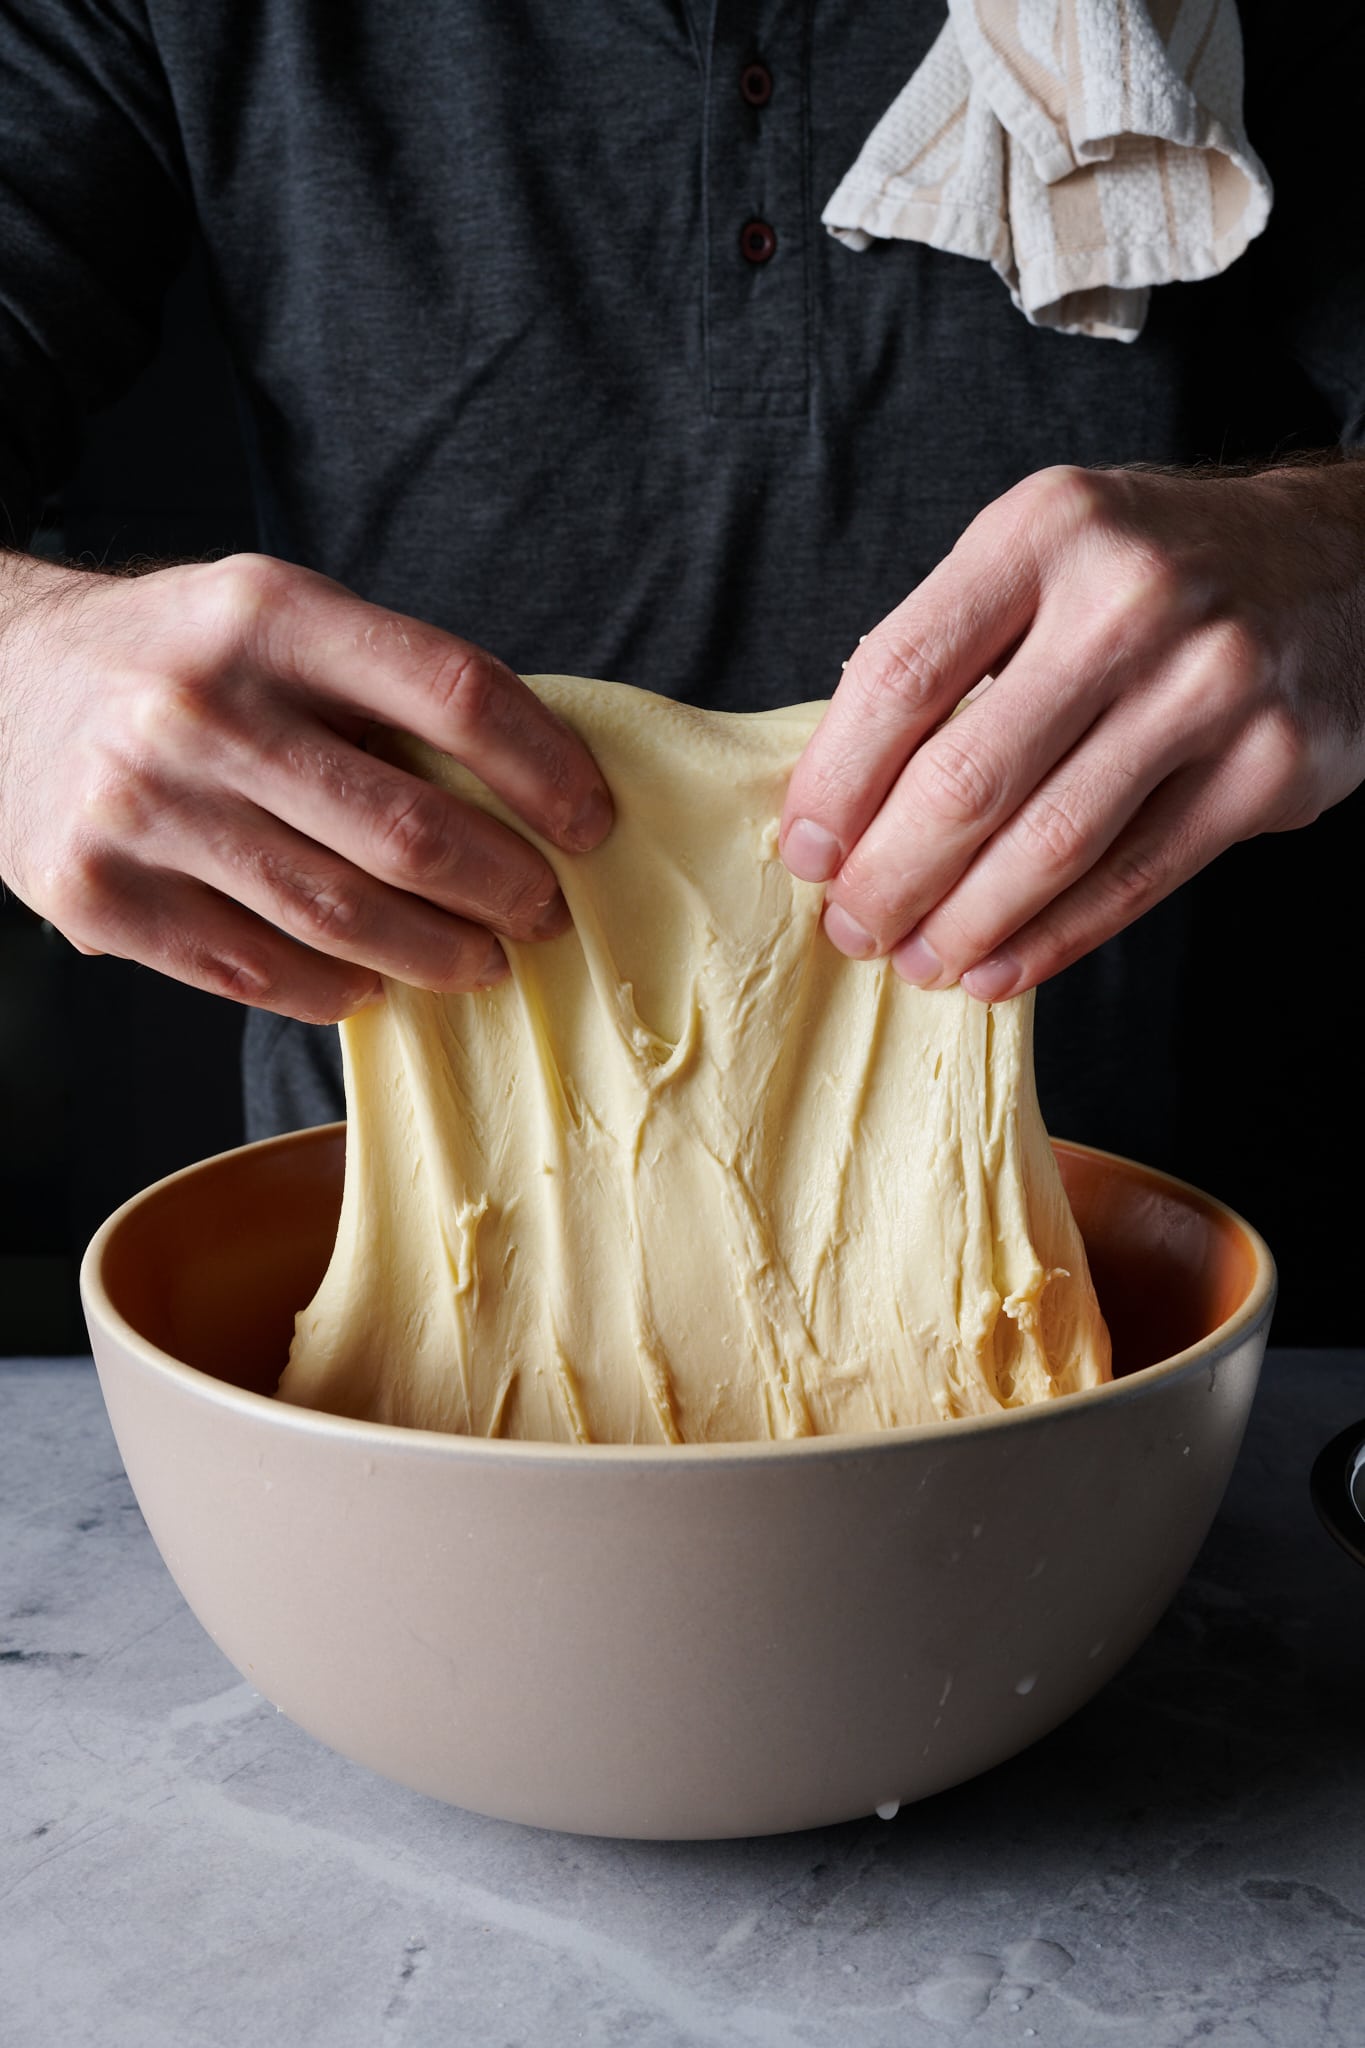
[{"left": 281, "top": 676, "right": 1111, "bottom": 1442}]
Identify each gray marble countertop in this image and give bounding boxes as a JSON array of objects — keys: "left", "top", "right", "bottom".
[{"left": 4, "top": 1351, "right": 1365, "bottom": 2048}]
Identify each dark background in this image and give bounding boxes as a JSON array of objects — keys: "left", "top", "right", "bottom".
[
  {"left": 1, "top": 245, "right": 1360, "bottom": 1352},
  {"left": 1, "top": 246, "right": 253, "bottom": 1351}
]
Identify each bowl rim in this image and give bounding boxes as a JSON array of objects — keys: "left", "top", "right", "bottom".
[{"left": 80, "top": 1124, "right": 1277, "bottom": 1468}]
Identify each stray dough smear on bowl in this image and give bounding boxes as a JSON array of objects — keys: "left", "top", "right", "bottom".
[{"left": 280, "top": 675, "right": 1111, "bottom": 1444}]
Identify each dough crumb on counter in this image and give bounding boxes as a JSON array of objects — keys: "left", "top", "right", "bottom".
[{"left": 279, "top": 675, "right": 1111, "bottom": 1443}]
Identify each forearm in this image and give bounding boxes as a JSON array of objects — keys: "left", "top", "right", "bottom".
[{"left": 0, "top": 547, "right": 77, "bottom": 609}]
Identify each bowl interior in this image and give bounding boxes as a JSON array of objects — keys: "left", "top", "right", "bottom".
[{"left": 91, "top": 1126, "right": 1265, "bottom": 1404}]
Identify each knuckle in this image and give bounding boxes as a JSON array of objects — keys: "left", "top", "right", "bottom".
[
  {"left": 1158, "top": 621, "right": 1266, "bottom": 746},
  {"left": 1105, "top": 838, "right": 1166, "bottom": 915},
  {"left": 184, "top": 552, "right": 293, "bottom": 654},
  {"left": 796, "top": 753, "right": 867, "bottom": 825},
  {"left": 77, "top": 756, "right": 155, "bottom": 840},
  {"left": 1017, "top": 463, "right": 1111, "bottom": 535},
  {"left": 1190, "top": 668, "right": 1251, "bottom": 741},
  {"left": 1260, "top": 700, "right": 1313, "bottom": 776},
  {"left": 1194, "top": 618, "right": 1264, "bottom": 711},
  {"left": 1109, "top": 555, "right": 1184, "bottom": 632},
  {"left": 43, "top": 845, "right": 121, "bottom": 934},
  {"left": 374, "top": 788, "right": 455, "bottom": 882},
  {"left": 425, "top": 642, "right": 499, "bottom": 733},
  {"left": 1011, "top": 790, "right": 1090, "bottom": 877},
  {"left": 1239, "top": 709, "right": 1319, "bottom": 829},
  {"left": 858, "top": 637, "right": 947, "bottom": 721},
  {"left": 125, "top": 670, "right": 214, "bottom": 751},
  {"left": 195, "top": 945, "right": 373, "bottom": 1024},
  {"left": 285, "top": 873, "right": 366, "bottom": 943},
  {"left": 197, "top": 951, "right": 278, "bottom": 1005},
  {"left": 917, "top": 736, "right": 1001, "bottom": 827},
  {"left": 204, "top": 551, "right": 289, "bottom": 627}
]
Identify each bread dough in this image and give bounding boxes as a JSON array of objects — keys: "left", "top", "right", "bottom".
[{"left": 280, "top": 675, "right": 1111, "bottom": 1443}]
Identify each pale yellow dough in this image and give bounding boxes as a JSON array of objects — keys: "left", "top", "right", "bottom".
[{"left": 281, "top": 675, "right": 1111, "bottom": 1443}]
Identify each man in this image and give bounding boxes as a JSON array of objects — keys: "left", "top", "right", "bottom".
[{"left": 1, "top": 1, "right": 1362, "bottom": 1157}]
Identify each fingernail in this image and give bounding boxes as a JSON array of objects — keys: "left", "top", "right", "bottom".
[
  {"left": 784, "top": 817, "right": 842, "bottom": 883},
  {"left": 823, "top": 902, "right": 879, "bottom": 959},
  {"left": 892, "top": 931, "right": 943, "bottom": 986},
  {"left": 566, "top": 786, "right": 613, "bottom": 850},
  {"left": 342, "top": 980, "right": 385, "bottom": 1015},
  {"left": 960, "top": 951, "right": 1021, "bottom": 1003},
  {"left": 473, "top": 944, "right": 510, "bottom": 989},
  {"left": 531, "top": 894, "right": 572, "bottom": 940}
]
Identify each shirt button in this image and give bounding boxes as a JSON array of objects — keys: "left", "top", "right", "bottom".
[
  {"left": 740, "top": 218, "right": 777, "bottom": 265},
  {"left": 740, "top": 61, "right": 773, "bottom": 107}
]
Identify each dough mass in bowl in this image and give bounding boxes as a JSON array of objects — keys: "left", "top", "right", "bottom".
[{"left": 281, "top": 676, "right": 1111, "bottom": 1443}]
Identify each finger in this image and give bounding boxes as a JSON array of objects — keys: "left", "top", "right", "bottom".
[
  {"left": 171, "top": 796, "right": 513, "bottom": 995},
  {"left": 818, "top": 625, "right": 1126, "bottom": 954},
  {"left": 207, "top": 555, "right": 614, "bottom": 852},
  {"left": 888, "top": 623, "right": 1279, "bottom": 989},
  {"left": 941, "top": 753, "right": 1256, "bottom": 1003},
  {"left": 884, "top": 703, "right": 1180, "bottom": 987},
  {"left": 50, "top": 860, "right": 388, "bottom": 1025},
  {"left": 837, "top": 624, "right": 1196, "bottom": 966},
  {"left": 819, "top": 546, "right": 1222, "bottom": 957},
  {"left": 779, "top": 492, "right": 1050, "bottom": 884},
  {"left": 224, "top": 716, "right": 571, "bottom": 942}
]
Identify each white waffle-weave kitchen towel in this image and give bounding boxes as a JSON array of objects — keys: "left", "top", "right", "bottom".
[{"left": 823, "top": 0, "right": 1272, "bottom": 341}]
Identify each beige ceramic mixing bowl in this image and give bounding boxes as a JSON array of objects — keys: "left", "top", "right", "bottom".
[{"left": 81, "top": 1126, "right": 1273, "bottom": 1839}]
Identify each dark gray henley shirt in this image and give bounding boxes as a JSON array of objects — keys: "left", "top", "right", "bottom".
[{"left": 2, "top": 0, "right": 1362, "bottom": 1157}]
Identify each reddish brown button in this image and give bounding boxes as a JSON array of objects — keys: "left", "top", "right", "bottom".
[
  {"left": 740, "top": 218, "right": 777, "bottom": 265},
  {"left": 740, "top": 61, "right": 773, "bottom": 107}
]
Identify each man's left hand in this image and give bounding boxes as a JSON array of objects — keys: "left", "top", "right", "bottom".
[{"left": 780, "top": 460, "right": 1365, "bottom": 999}]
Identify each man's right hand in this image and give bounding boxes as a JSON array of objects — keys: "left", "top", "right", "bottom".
[{"left": 0, "top": 551, "right": 613, "bottom": 1022}]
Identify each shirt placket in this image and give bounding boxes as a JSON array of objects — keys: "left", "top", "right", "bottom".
[{"left": 702, "top": 0, "right": 811, "bottom": 420}]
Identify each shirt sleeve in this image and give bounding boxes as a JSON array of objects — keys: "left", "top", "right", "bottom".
[{"left": 0, "top": 0, "right": 191, "bottom": 542}]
